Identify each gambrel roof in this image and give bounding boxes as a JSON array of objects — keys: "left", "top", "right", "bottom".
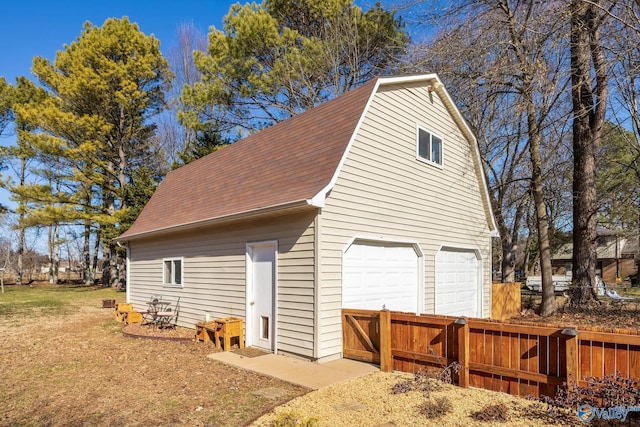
[{"left": 118, "top": 75, "right": 497, "bottom": 241}]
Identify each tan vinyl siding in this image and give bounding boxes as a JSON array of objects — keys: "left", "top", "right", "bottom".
[
  {"left": 319, "top": 81, "right": 492, "bottom": 358},
  {"left": 128, "top": 210, "right": 317, "bottom": 358}
]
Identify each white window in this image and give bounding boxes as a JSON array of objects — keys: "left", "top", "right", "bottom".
[
  {"left": 163, "top": 258, "right": 183, "bottom": 287},
  {"left": 417, "top": 126, "right": 443, "bottom": 166}
]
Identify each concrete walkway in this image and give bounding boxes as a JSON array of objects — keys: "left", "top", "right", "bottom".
[{"left": 207, "top": 351, "right": 378, "bottom": 390}]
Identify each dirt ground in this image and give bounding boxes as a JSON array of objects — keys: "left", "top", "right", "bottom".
[
  {"left": 517, "top": 291, "right": 640, "bottom": 330},
  {"left": 0, "top": 287, "right": 308, "bottom": 426}
]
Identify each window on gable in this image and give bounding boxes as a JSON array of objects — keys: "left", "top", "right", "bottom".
[
  {"left": 163, "top": 258, "right": 183, "bottom": 287},
  {"left": 417, "top": 127, "right": 443, "bottom": 166}
]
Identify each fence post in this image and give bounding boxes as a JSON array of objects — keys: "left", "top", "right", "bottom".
[
  {"left": 379, "top": 309, "right": 392, "bottom": 372},
  {"left": 455, "top": 317, "right": 469, "bottom": 388},
  {"left": 562, "top": 328, "right": 579, "bottom": 389}
]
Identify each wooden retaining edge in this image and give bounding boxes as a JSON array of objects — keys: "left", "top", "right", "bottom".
[{"left": 121, "top": 326, "right": 194, "bottom": 343}]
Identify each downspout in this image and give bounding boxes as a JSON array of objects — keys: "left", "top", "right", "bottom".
[{"left": 313, "top": 210, "right": 321, "bottom": 360}]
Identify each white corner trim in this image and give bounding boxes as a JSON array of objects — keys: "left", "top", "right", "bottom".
[
  {"left": 307, "top": 191, "right": 326, "bottom": 208},
  {"left": 125, "top": 244, "right": 130, "bottom": 303}
]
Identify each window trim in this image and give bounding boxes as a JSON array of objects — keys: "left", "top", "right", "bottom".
[
  {"left": 416, "top": 125, "right": 444, "bottom": 168},
  {"left": 162, "top": 257, "right": 184, "bottom": 287}
]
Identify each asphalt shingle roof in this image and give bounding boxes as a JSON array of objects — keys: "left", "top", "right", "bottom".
[{"left": 119, "top": 78, "right": 378, "bottom": 240}]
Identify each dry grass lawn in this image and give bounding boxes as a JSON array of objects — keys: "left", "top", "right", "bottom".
[{"left": 0, "top": 284, "right": 307, "bottom": 426}]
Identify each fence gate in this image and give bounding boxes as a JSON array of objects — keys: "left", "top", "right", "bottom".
[{"left": 342, "top": 309, "right": 381, "bottom": 363}]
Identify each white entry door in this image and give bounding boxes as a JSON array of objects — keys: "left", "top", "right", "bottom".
[{"left": 248, "top": 242, "right": 276, "bottom": 351}]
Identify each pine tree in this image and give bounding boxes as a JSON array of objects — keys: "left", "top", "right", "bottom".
[
  {"left": 0, "top": 78, "right": 12, "bottom": 138},
  {"left": 15, "top": 17, "right": 170, "bottom": 285},
  {"left": 173, "top": 128, "right": 230, "bottom": 168},
  {"left": 180, "top": 0, "right": 407, "bottom": 135}
]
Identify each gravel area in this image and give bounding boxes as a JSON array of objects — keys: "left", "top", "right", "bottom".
[{"left": 251, "top": 371, "right": 573, "bottom": 426}]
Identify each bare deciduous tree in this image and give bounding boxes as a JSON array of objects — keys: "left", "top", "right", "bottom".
[
  {"left": 408, "top": 0, "right": 571, "bottom": 315},
  {"left": 0, "top": 221, "right": 12, "bottom": 294},
  {"left": 156, "top": 21, "right": 208, "bottom": 167},
  {"left": 569, "top": 0, "right": 609, "bottom": 305}
]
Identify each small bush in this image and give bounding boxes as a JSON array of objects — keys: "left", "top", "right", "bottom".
[
  {"left": 535, "top": 373, "right": 640, "bottom": 424},
  {"left": 391, "top": 351, "right": 462, "bottom": 420},
  {"left": 391, "top": 357, "right": 461, "bottom": 397},
  {"left": 438, "top": 361, "right": 461, "bottom": 385},
  {"left": 418, "top": 396, "right": 452, "bottom": 419},
  {"left": 471, "top": 402, "right": 510, "bottom": 422},
  {"left": 271, "top": 411, "right": 319, "bottom": 427},
  {"left": 392, "top": 369, "right": 440, "bottom": 396}
]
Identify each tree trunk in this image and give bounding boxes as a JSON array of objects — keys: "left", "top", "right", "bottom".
[
  {"left": 523, "top": 78, "right": 556, "bottom": 316},
  {"left": 502, "top": 197, "right": 528, "bottom": 283},
  {"left": 48, "top": 224, "right": 53, "bottom": 283},
  {"left": 502, "top": 237, "right": 516, "bottom": 283},
  {"left": 117, "top": 116, "right": 128, "bottom": 288},
  {"left": 530, "top": 132, "right": 557, "bottom": 316},
  {"left": 570, "top": 0, "right": 608, "bottom": 305},
  {"left": 490, "top": 191, "right": 515, "bottom": 283},
  {"left": 92, "top": 229, "right": 101, "bottom": 277},
  {"left": 16, "top": 156, "right": 26, "bottom": 286},
  {"left": 47, "top": 223, "right": 60, "bottom": 285},
  {"left": 53, "top": 223, "right": 59, "bottom": 284},
  {"left": 117, "top": 250, "right": 126, "bottom": 289},
  {"left": 109, "top": 247, "right": 118, "bottom": 288},
  {"left": 65, "top": 239, "right": 72, "bottom": 282},
  {"left": 83, "top": 221, "right": 92, "bottom": 286}
]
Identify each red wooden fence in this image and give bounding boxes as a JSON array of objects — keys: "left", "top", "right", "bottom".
[{"left": 342, "top": 309, "right": 640, "bottom": 398}]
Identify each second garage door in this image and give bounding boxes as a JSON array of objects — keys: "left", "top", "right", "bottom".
[
  {"left": 435, "top": 247, "right": 481, "bottom": 317},
  {"left": 342, "top": 241, "right": 420, "bottom": 313}
]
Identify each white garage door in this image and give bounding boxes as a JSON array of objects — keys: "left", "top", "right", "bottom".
[
  {"left": 435, "top": 248, "right": 480, "bottom": 317},
  {"left": 343, "top": 241, "right": 419, "bottom": 313}
]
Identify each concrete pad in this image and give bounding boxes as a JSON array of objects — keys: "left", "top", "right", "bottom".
[{"left": 207, "top": 351, "right": 378, "bottom": 390}]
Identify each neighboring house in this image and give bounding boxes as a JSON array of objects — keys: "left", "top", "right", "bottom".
[
  {"left": 552, "top": 230, "right": 639, "bottom": 283},
  {"left": 39, "top": 260, "right": 82, "bottom": 274},
  {"left": 117, "top": 74, "right": 498, "bottom": 361}
]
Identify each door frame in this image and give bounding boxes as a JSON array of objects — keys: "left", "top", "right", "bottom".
[{"left": 245, "top": 240, "right": 278, "bottom": 352}]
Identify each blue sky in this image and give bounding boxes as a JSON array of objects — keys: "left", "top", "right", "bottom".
[
  {"left": 0, "top": 0, "right": 414, "bottom": 252},
  {"left": 0, "top": 0, "right": 241, "bottom": 210},
  {"left": 0, "top": 0, "right": 405, "bottom": 213},
  {"left": 1, "top": 0, "right": 236, "bottom": 84}
]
